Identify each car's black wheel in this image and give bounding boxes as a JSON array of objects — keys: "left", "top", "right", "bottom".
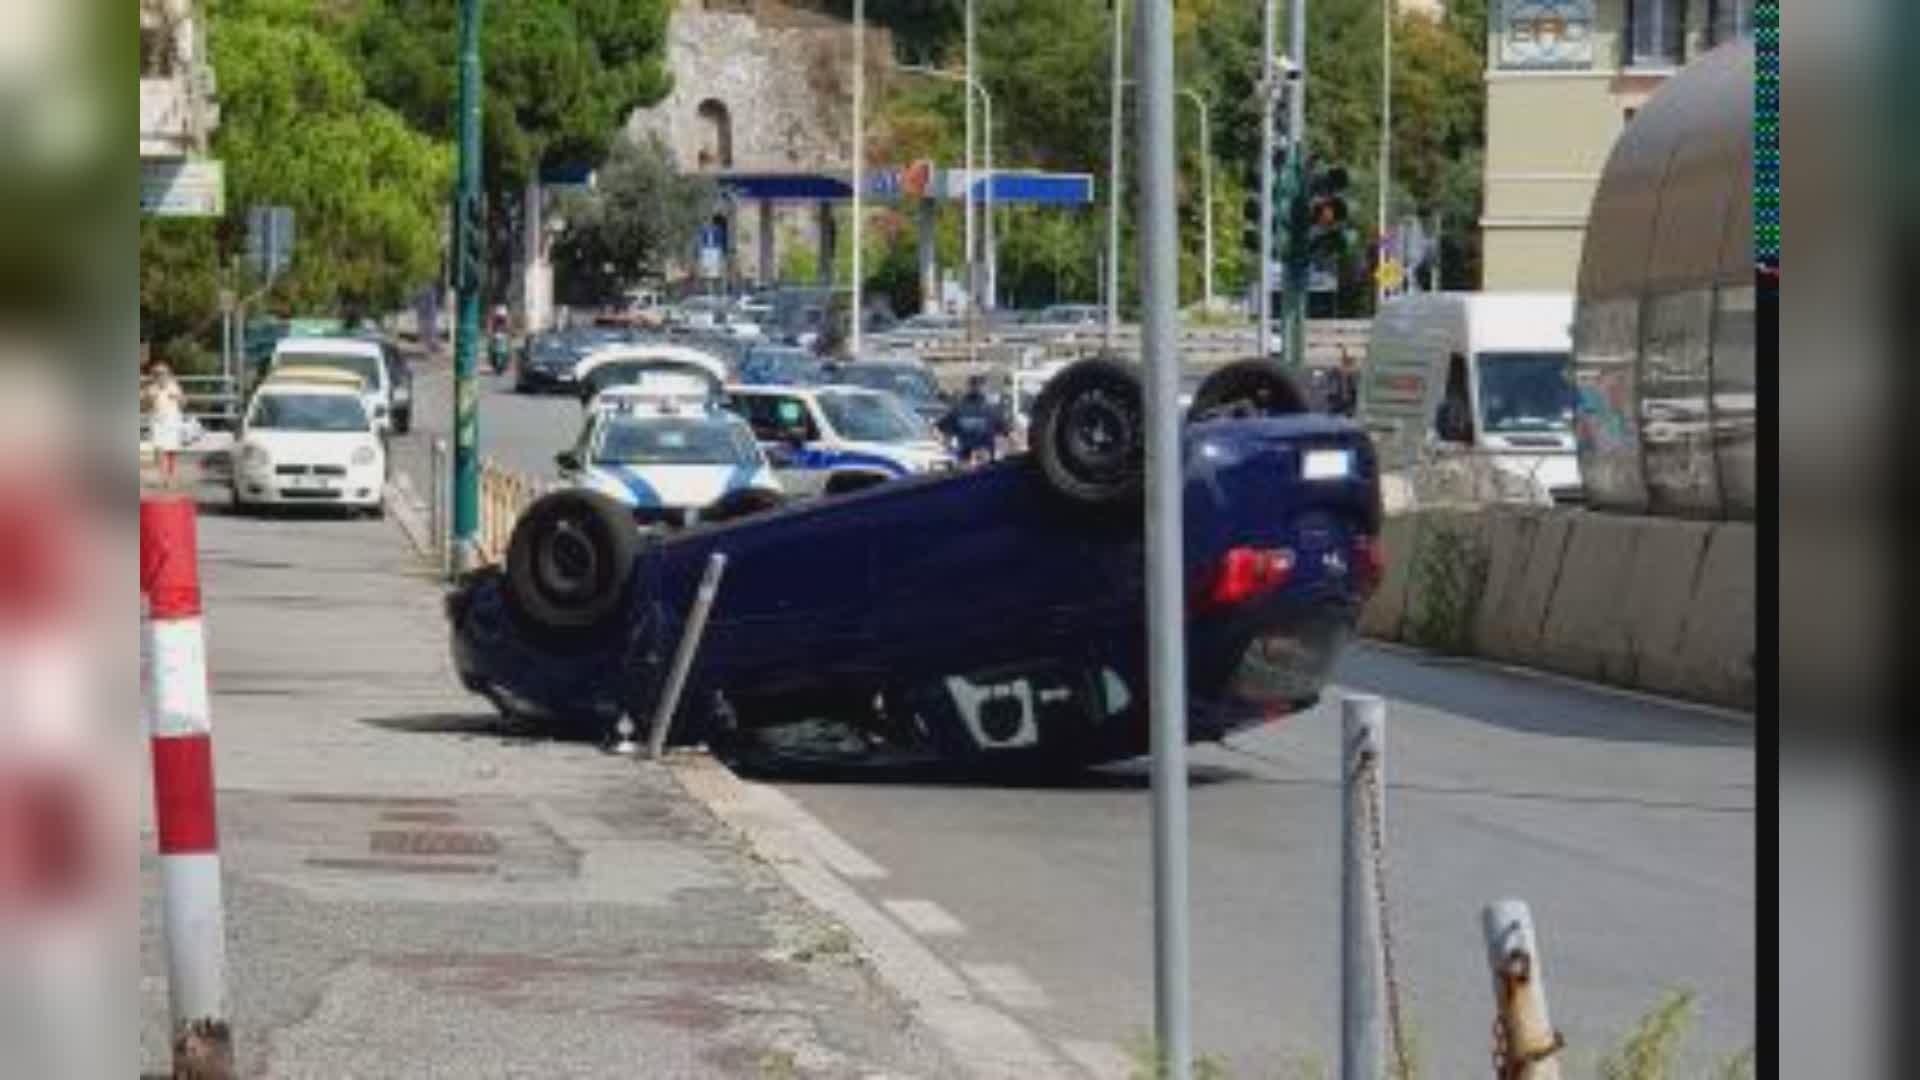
[
  {"left": 1186, "top": 359, "right": 1310, "bottom": 423},
  {"left": 704, "top": 486, "right": 787, "bottom": 524},
  {"left": 1029, "top": 357, "right": 1144, "bottom": 505},
  {"left": 503, "top": 489, "right": 641, "bottom": 648},
  {"left": 393, "top": 409, "right": 412, "bottom": 434}
]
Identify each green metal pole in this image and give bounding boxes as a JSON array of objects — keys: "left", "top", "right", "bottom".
[
  {"left": 451, "top": 0, "right": 483, "bottom": 572},
  {"left": 1282, "top": 153, "right": 1308, "bottom": 371}
]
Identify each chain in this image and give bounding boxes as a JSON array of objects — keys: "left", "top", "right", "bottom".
[{"left": 1355, "top": 745, "right": 1413, "bottom": 1080}]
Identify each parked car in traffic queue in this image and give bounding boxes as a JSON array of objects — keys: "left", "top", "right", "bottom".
[
  {"left": 556, "top": 376, "right": 785, "bottom": 531},
  {"left": 447, "top": 358, "right": 1384, "bottom": 770},
  {"left": 231, "top": 368, "right": 387, "bottom": 515},
  {"left": 723, "top": 384, "right": 954, "bottom": 487}
]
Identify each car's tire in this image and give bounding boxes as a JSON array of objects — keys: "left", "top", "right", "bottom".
[
  {"left": 823, "top": 469, "right": 891, "bottom": 497},
  {"left": 1186, "top": 359, "right": 1310, "bottom": 423},
  {"left": 703, "top": 486, "right": 786, "bottom": 524},
  {"left": 503, "top": 489, "right": 641, "bottom": 647},
  {"left": 1029, "top": 357, "right": 1144, "bottom": 505},
  {"left": 393, "top": 409, "right": 412, "bottom": 435}
]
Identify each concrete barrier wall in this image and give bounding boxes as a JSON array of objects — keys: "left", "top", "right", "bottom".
[{"left": 1361, "top": 506, "right": 1754, "bottom": 711}]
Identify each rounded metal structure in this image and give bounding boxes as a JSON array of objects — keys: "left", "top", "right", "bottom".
[{"left": 1572, "top": 41, "right": 1755, "bottom": 519}]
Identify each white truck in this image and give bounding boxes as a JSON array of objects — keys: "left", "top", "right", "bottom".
[{"left": 1361, "top": 292, "right": 1582, "bottom": 505}]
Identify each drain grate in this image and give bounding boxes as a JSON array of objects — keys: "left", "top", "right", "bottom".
[
  {"left": 306, "top": 857, "right": 495, "bottom": 876},
  {"left": 379, "top": 810, "right": 461, "bottom": 826},
  {"left": 369, "top": 829, "right": 501, "bottom": 857}
]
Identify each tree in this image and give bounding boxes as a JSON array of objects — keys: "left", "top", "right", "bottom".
[
  {"left": 211, "top": 12, "right": 453, "bottom": 313},
  {"left": 355, "top": 0, "right": 674, "bottom": 284},
  {"left": 550, "top": 134, "right": 717, "bottom": 305}
]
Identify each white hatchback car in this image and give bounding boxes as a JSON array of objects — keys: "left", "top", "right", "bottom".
[{"left": 232, "top": 375, "right": 387, "bottom": 515}]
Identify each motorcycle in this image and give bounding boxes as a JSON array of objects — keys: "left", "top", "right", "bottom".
[{"left": 488, "top": 331, "right": 510, "bottom": 375}]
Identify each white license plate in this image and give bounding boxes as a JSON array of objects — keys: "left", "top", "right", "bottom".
[
  {"left": 290, "top": 478, "right": 337, "bottom": 491},
  {"left": 1302, "top": 449, "right": 1352, "bottom": 480}
]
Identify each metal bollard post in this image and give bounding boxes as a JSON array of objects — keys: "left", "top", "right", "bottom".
[
  {"left": 1484, "top": 900, "right": 1564, "bottom": 1079},
  {"left": 645, "top": 552, "right": 730, "bottom": 760},
  {"left": 430, "top": 437, "right": 448, "bottom": 578},
  {"left": 1342, "top": 694, "right": 1386, "bottom": 1080}
]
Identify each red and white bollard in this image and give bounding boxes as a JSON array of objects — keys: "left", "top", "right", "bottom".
[{"left": 140, "top": 495, "right": 233, "bottom": 1076}]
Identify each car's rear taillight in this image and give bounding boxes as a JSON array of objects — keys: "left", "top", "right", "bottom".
[
  {"left": 1354, "top": 534, "right": 1386, "bottom": 595},
  {"left": 1196, "top": 546, "right": 1294, "bottom": 614}
]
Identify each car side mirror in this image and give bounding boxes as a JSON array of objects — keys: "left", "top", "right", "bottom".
[{"left": 555, "top": 450, "right": 581, "bottom": 472}]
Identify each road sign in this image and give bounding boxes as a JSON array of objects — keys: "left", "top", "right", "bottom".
[
  {"left": 245, "top": 206, "right": 296, "bottom": 282},
  {"left": 141, "top": 159, "right": 225, "bottom": 217}
]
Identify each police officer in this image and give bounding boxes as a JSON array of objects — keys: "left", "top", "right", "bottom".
[{"left": 937, "top": 375, "right": 1007, "bottom": 466}]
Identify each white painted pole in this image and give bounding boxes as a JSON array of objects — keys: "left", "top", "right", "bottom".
[
  {"left": 140, "top": 496, "right": 233, "bottom": 1079},
  {"left": 1341, "top": 695, "right": 1386, "bottom": 1080},
  {"left": 983, "top": 83, "right": 996, "bottom": 312},
  {"left": 1484, "top": 900, "right": 1565, "bottom": 1080},
  {"left": 647, "top": 553, "right": 731, "bottom": 761},
  {"left": 850, "top": 0, "right": 865, "bottom": 360}
]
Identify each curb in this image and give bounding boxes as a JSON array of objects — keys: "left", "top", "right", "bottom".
[
  {"left": 384, "top": 472, "right": 436, "bottom": 563},
  {"left": 668, "top": 754, "right": 1086, "bottom": 1079}
]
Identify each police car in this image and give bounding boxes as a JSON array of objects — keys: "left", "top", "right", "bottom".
[
  {"left": 557, "top": 356, "right": 784, "bottom": 529},
  {"left": 723, "top": 384, "right": 955, "bottom": 491}
]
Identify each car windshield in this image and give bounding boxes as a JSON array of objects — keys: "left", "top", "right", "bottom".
[
  {"left": 745, "top": 349, "right": 823, "bottom": 383},
  {"left": 836, "top": 366, "right": 939, "bottom": 402},
  {"left": 276, "top": 352, "right": 380, "bottom": 387},
  {"left": 592, "top": 417, "right": 760, "bottom": 467},
  {"left": 249, "top": 392, "right": 369, "bottom": 432},
  {"left": 1475, "top": 351, "right": 1575, "bottom": 433},
  {"left": 817, "top": 390, "right": 929, "bottom": 443}
]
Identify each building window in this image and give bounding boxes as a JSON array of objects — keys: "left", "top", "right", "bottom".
[
  {"left": 695, "top": 99, "right": 734, "bottom": 169},
  {"left": 1626, "top": 0, "right": 1687, "bottom": 68},
  {"left": 1707, "top": 0, "right": 1752, "bottom": 46}
]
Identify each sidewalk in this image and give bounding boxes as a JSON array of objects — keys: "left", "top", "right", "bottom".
[{"left": 140, "top": 489, "right": 962, "bottom": 1078}]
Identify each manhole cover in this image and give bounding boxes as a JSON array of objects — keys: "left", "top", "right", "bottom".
[{"left": 369, "top": 829, "right": 501, "bottom": 857}]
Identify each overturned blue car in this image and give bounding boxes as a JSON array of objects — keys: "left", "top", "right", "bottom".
[{"left": 447, "top": 358, "right": 1383, "bottom": 770}]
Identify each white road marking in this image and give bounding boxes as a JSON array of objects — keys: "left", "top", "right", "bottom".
[
  {"left": 670, "top": 755, "right": 1079, "bottom": 1077},
  {"left": 1059, "top": 1039, "right": 1135, "bottom": 1080},
  {"left": 882, "top": 897, "right": 967, "bottom": 937},
  {"left": 960, "top": 962, "right": 1052, "bottom": 1011}
]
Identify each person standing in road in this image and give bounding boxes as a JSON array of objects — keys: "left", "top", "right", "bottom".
[
  {"left": 143, "top": 361, "right": 188, "bottom": 488},
  {"left": 937, "top": 375, "right": 1007, "bottom": 466}
]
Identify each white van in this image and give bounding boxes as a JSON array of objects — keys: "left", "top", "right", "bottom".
[{"left": 1361, "top": 292, "right": 1581, "bottom": 503}]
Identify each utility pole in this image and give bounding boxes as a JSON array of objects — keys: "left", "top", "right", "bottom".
[
  {"left": 1376, "top": 0, "right": 1394, "bottom": 309},
  {"left": 1136, "top": 0, "right": 1192, "bottom": 1073},
  {"left": 450, "top": 0, "right": 484, "bottom": 572},
  {"left": 1105, "top": 0, "right": 1125, "bottom": 350},
  {"left": 1180, "top": 88, "right": 1214, "bottom": 314},
  {"left": 850, "top": 0, "right": 865, "bottom": 360},
  {"left": 1282, "top": 0, "right": 1309, "bottom": 370},
  {"left": 1257, "top": 0, "right": 1276, "bottom": 360}
]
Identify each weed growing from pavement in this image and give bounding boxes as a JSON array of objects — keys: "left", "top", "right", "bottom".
[
  {"left": 789, "top": 923, "right": 855, "bottom": 964},
  {"left": 1405, "top": 513, "right": 1490, "bottom": 654},
  {"left": 1120, "top": 990, "right": 1751, "bottom": 1079}
]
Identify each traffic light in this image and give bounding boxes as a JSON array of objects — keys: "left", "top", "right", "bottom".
[
  {"left": 453, "top": 191, "right": 486, "bottom": 293},
  {"left": 1306, "top": 163, "right": 1354, "bottom": 264}
]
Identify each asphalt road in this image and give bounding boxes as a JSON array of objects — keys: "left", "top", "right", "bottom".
[
  {"left": 762, "top": 649, "right": 1755, "bottom": 1079},
  {"left": 389, "top": 354, "right": 1754, "bottom": 1077}
]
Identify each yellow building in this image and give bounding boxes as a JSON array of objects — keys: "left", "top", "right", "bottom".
[{"left": 1480, "top": 0, "right": 1753, "bottom": 290}]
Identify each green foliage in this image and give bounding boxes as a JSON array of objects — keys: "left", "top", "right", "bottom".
[
  {"left": 210, "top": 11, "right": 454, "bottom": 313},
  {"left": 1122, "top": 1029, "right": 1230, "bottom": 1080},
  {"left": 355, "top": 0, "right": 672, "bottom": 197},
  {"left": 1405, "top": 514, "right": 1490, "bottom": 653},
  {"left": 1597, "top": 989, "right": 1695, "bottom": 1080},
  {"left": 550, "top": 134, "right": 716, "bottom": 304},
  {"left": 139, "top": 219, "right": 222, "bottom": 359}
]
